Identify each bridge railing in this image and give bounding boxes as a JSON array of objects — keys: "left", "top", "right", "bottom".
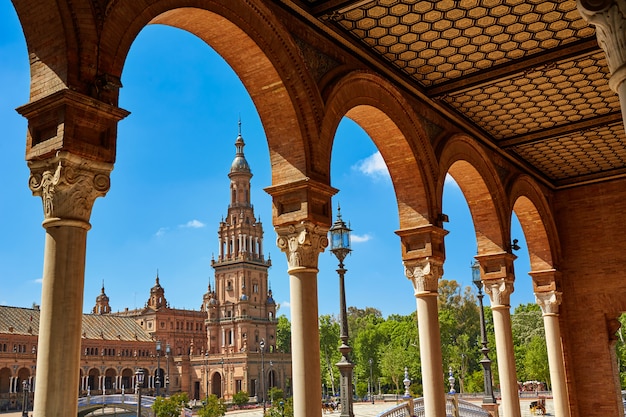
[
  {"left": 78, "top": 394, "right": 156, "bottom": 408},
  {"left": 377, "top": 397, "right": 490, "bottom": 417}
]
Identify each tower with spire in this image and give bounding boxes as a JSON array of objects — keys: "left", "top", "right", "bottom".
[
  {"left": 93, "top": 281, "right": 111, "bottom": 314},
  {"left": 207, "top": 121, "right": 277, "bottom": 356}
]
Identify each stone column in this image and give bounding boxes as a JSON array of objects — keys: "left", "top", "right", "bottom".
[
  {"left": 535, "top": 290, "right": 570, "bottom": 417},
  {"left": 397, "top": 225, "right": 448, "bottom": 417},
  {"left": 28, "top": 151, "right": 113, "bottom": 417},
  {"left": 275, "top": 222, "right": 328, "bottom": 417},
  {"left": 479, "top": 253, "right": 521, "bottom": 417},
  {"left": 405, "top": 259, "right": 447, "bottom": 417},
  {"left": 577, "top": 0, "right": 626, "bottom": 130}
]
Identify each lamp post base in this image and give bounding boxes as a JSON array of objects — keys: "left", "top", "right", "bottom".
[{"left": 481, "top": 402, "right": 499, "bottom": 417}]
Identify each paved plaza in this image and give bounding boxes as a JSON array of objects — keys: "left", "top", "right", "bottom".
[
  {"left": 0, "top": 397, "right": 554, "bottom": 417},
  {"left": 224, "top": 398, "right": 554, "bottom": 417}
]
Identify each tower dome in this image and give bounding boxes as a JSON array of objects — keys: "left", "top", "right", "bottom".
[{"left": 229, "top": 121, "right": 251, "bottom": 175}]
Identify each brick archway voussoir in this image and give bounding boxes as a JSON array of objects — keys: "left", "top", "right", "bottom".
[
  {"left": 101, "top": 2, "right": 322, "bottom": 185},
  {"left": 439, "top": 134, "right": 509, "bottom": 254},
  {"left": 321, "top": 71, "right": 437, "bottom": 229},
  {"left": 510, "top": 175, "right": 559, "bottom": 273}
]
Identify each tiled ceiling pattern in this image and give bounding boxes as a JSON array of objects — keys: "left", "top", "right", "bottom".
[
  {"left": 332, "top": 0, "right": 595, "bottom": 86},
  {"left": 444, "top": 51, "right": 619, "bottom": 139},
  {"left": 311, "top": 0, "right": 626, "bottom": 185},
  {"left": 512, "top": 122, "right": 626, "bottom": 182}
]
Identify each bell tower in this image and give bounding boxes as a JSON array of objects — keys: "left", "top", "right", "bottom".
[
  {"left": 93, "top": 281, "right": 111, "bottom": 314},
  {"left": 147, "top": 272, "right": 167, "bottom": 310},
  {"left": 207, "top": 121, "right": 276, "bottom": 355}
]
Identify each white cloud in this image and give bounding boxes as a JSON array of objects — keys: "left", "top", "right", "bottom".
[
  {"left": 351, "top": 233, "right": 372, "bottom": 243},
  {"left": 353, "top": 151, "right": 389, "bottom": 179},
  {"left": 280, "top": 301, "right": 290, "bottom": 311},
  {"left": 180, "top": 219, "right": 205, "bottom": 229},
  {"left": 155, "top": 227, "right": 169, "bottom": 237},
  {"left": 34, "top": 278, "right": 43, "bottom": 284},
  {"left": 444, "top": 173, "right": 460, "bottom": 188}
]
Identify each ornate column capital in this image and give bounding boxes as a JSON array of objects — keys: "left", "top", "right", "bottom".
[
  {"left": 535, "top": 291, "right": 562, "bottom": 316},
  {"left": 404, "top": 258, "right": 444, "bottom": 295},
  {"left": 28, "top": 151, "right": 113, "bottom": 228},
  {"left": 275, "top": 221, "right": 329, "bottom": 272},
  {"left": 577, "top": 0, "right": 626, "bottom": 92},
  {"left": 484, "top": 278, "right": 514, "bottom": 308}
]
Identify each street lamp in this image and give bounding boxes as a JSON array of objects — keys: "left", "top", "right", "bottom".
[
  {"left": 204, "top": 352, "right": 209, "bottom": 402},
  {"left": 270, "top": 360, "right": 274, "bottom": 405},
  {"left": 260, "top": 339, "right": 266, "bottom": 415},
  {"left": 135, "top": 369, "right": 145, "bottom": 417},
  {"left": 369, "top": 358, "right": 374, "bottom": 404},
  {"left": 329, "top": 206, "right": 354, "bottom": 417},
  {"left": 220, "top": 357, "right": 224, "bottom": 398},
  {"left": 165, "top": 343, "right": 171, "bottom": 396},
  {"left": 21, "top": 380, "right": 28, "bottom": 417},
  {"left": 471, "top": 260, "right": 497, "bottom": 404},
  {"left": 155, "top": 340, "right": 161, "bottom": 397}
]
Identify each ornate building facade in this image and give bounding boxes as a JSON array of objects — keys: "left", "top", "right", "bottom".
[{"left": 0, "top": 129, "right": 291, "bottom": 410}]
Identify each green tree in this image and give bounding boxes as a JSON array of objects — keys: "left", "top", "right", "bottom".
[
  {"left": 319, "top": 314, "right": 340, "bottom": 395},
  {"left": 276, "top": 315, "right": 291, "bottom": 353},
  {"left": 512, "top": 303, "right": 544, "bottom": 381},
  {"left": 524, "top": 336, "right": 550, "bottom": 388},
  {"left": 266, "top": 397, "right": 293, "bottom": 417},
  {"left": 152, "top": 393, "right": 189, "bottom": 417},
  {"left": 268, "top": 387, "right": 284, "bottom": 403},
  {"left": 379, "top": 343, "right": 406, "bottom": 394},
  {"left": 616, "top": 313, "right": 626, "bottom": 388},
  {"left": 232, "top": 390, "right": 249, "bottom": 407},
  {"left": 196, "top": 394, "right": 227, "bottom": 417}
]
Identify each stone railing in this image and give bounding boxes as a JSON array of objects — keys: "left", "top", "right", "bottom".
[{"left": 377, "top": 397, "right": 490, "bottom": 417}]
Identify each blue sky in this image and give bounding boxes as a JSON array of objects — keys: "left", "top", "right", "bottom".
[{"left": 0, "top": 2, "right": 534, "bottom": 320}]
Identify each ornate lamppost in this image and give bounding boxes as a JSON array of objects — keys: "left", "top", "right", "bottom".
[
  {"left": 329, "top": 206, "right": 354, "bottom": 417},
  {"left": 204, "top": 352, "right": 209, "bottom": 402},
  {"left": 403, "top": 367, "right": 412, "bottom": 399},
  {"left": 471, "top": 260, "right": 497, "bottom": 404},
  {"left": 260, "top": 339, "right": 266, "bottom": 415},
  {"left": 165, "top": 343, "right": 171, "bottom": 396},
  {"left": 135, "top": 369, "right": 145, "bottom": 417},
  {"left": 155, "top": 340, "right": 161, "bottom": 397},
  {"left": 220, "top": 357, "right": 224, "bottom": 398},
  {"left": 369, "top": 358, "right": 374, "bottom": 404},
  {"left": 270, "top": 360, "right": 274, "bottom": 405},
  {"left": 21, "top": 380, "right": 28, "bottom": 417}
]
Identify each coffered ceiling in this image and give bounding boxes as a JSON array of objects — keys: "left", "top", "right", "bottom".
[{"left": 280, "top": 0, "right": 626, "bottom": 188}]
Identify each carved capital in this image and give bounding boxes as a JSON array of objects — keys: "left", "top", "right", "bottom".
[
  {"left": 484, "top": 278, "right": 514, "bottom": 307},
  {"left": 577, "top": 0, "right": 626, "bottom": 91},
  {"left": 535, "top": 291, "right": 562, "bottom": 316},
  {"left": 28, "top": 151, "right": 113, "bottom": 227},
  {"left": 404, "top": 258, "right": 443, "bottom": 295},
  {"left": 275, "top": 221, "right": 329, "bottom": 272}
]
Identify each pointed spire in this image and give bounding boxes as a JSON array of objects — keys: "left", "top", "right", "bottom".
[{"left": 230, "top": 119, "right": 251, "bottom": 174}]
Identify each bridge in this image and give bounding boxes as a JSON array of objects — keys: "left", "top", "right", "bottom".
[{"left": 77, "top": 394, "right": 156, "bottom": 417}]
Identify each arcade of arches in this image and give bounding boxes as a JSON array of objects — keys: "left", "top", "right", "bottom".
[{"left": 7, "top": 0, "right": 626, "bottom": 416}]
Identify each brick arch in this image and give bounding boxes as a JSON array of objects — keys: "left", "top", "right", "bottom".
[
  {"left": 98, "top": 1, "right": 322, "bottom": 184},
  {"left": 439, "top": 134, "right": 509, "bottom": 253},
  {"left": 11, "top": 0, "right": 76, "bottom": 100},
  {"left": 509, "top": 175, "right": 560, "bottom": 272},
  {"left": 321, "top": 71, "right": 437, "bottom": 229},
  {"left": 0, "top": 368, "right": 10, "bottom": 393}
]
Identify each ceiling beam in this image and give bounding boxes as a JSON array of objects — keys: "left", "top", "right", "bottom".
[
  {"left": 499, "top": 112, "right": 624, "bottom": 148},
  {"left": 311, "top": 0, "right": 373, "bottom": 17}
]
